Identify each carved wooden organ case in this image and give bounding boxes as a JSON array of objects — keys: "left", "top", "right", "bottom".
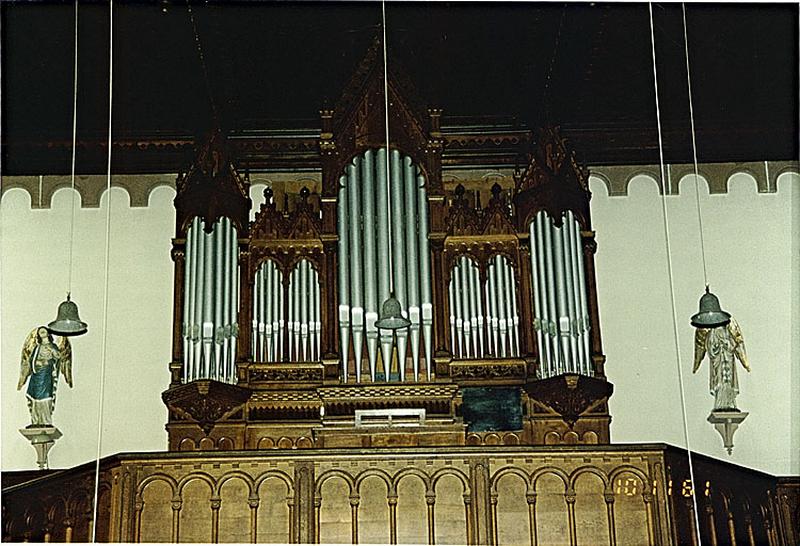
[{"left": 163, "top": 46, "right": 613, "bottom": 452}]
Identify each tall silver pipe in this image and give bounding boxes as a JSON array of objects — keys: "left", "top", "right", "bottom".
[
  {"left": 229, "top": 221, "right": 238, "bottom": 381},
  {"left": 376, "top": 149, "right": 392, "bottom": 381},
  {"left": 473, "top": 263, "right": 485, "bottom": 358},
  {"left": 201, "top": 226, "right": 213, "bottom": 377},
  {"left": 529, "top": 221, "right": 547, "bottom": 377},
  {"left": 293, "top": 264, "right": 302, "bottom": 361},
  {"left": 494, "top": 255, "right": 507, "bottom": 358},
  {"left": 467, "top": 258, "right": 480, "bottom": 358},
  {"left": 213, "top": 222, "right": 224, "bottom": 377},
  {"left": 221, "top": 219, "right": 231, "bottom": 379},
  {"left": 566, "top": 214, "right": 584, "bottom": 374},
  {"left": 361, "top": 151, "right": 379, "bottom": 380},
  {"left": 273, "top": 263, "right": 281, "bottom": 362},
  {"left": 264, "top": 263, "right": 272, "bottom": 362},
  {"left": 535, "top": 214, "right": 554, "bottom": 377},
  {"left": 301, "top": 260, "right": 310, "bottom": 361},
  {"left": 452, "top": 264, "right": 463, "bottom": 358},
  {"left": 561, "top": 216, "right": 578, "bottom": 372},
  {"left": 574, "top": 218, "right": 592, "bottom": 376},
  {"left": 542, "top": 215, "right": 560, "bottom": 374},
  {"left": 347, "top": 160, "right": 364, "bottom": 382},
  {"left": 461, "top": 257, "right": 474, "bottom": 358},
  {"left": 389, "top": 150, "right": 407, "bottom": 315},
  {"left": 417, "top": 175, "right": 433, "bottom": 380},
  {"left": 193, "top": 220, "right": 206, "bottom": 378},
  {"left": 337, "top": 178, "right": 351, "bottom": 381},
  {"left": 184, "top": 219, "right": 196, "bottom": 381},
  {"left": 278, "top": 272, "right": 285, "bottom": 362},
  {"left": 404, "top": 157, "right": 421, "bottom": 380},
  {"left": 484, "top": 277, "right": 493, "bottom": 356},
  {"left": 487, "top": 262, "right": 499, "bottom": 356}
]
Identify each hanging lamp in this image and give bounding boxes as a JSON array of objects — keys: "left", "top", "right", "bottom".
[
  {"left": 375, "top": 1, "right": 411, "bottom": 332},
  {"left": 49, "top": 0, "right": 88, "bottom": 337}
]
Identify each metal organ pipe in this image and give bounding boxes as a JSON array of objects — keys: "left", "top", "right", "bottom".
[
  {"left": 404, "top": 157, "right": 422, "bottom": 381},
  {"left": 417, "top": 174, "right": 433, "bottom": 381},
  {"left": 337, "top": 177, "right": 351, "bottom": 381},
  {"left": 182, "top": 217, "right": 239, "bottom": 383},
  {"left": 375, "top": 149, "right": 392, "bottom": 381},
  {"left": 361, "top": 151, "right": 379, "bottom": 381},
  {"left": 389, "top": 150, "right": 408, "bottom": 382}
]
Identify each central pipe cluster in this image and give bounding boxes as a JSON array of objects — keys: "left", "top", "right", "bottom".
[{"left": 337, "top": 148, "right": 433, "bottom": 383}]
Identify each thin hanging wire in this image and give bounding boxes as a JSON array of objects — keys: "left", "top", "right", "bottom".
[
  {"left": 67, "top": 0, "right": 80, "bottom": 294},
  {"left": 91, "top": 0, "right": 113, "bottom": 539},
  {"left": 381, "top": 0, "right": 395, "bottom": 293},
  {"left": 681, "top": 3, "right": 709, "bottom": 287},
  {"left": 542, "top": 3, "right": 566, "bottom": 123},
  {"left": 187, "top": 2, "right": 219, "bottom": 124},
  {"left": 648, "top": 4, "right": 702, "bottom": 540}
]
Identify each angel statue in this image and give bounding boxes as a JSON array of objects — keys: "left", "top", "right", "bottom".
[
  {"left": 17, "top": 326, "right": 73, "bottom": 427},
  {"left": 692, "top": 317, "right": 750, "bottom": 411}
]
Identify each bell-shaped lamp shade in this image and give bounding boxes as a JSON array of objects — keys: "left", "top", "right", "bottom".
[
  {"left": 47, "top": 293, "right": 88, "bottom": 336},
  {"left": 375, "top": 293, "right": 411, "bottom": 330},
  {"left": 690, "top": 286, "right": 731, "bottom": 329}
]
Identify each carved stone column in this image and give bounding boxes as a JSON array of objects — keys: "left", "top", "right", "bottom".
[
  {"left": 604, "top": 492, "right": 616, "bottom": 546},
  {"left": 170, "top": 497, "right": 181, "bottom": 543},
  {"left": 526, "top": 493, "right": 537, "bottom": 546},
  {"left": 469, "top": 459, "right": 492, "bottom": 546},
  {"left": 294, "top": 462, "right": 316, "bottom": 544},
  {"left": 248, "top": 495, "right": 259, "bottom": 543},
  {"left": 388, "top": 494, "right": 398, "bottom": 545},
  {"left": 565, "top": 488, "right": 577, "bottom": 546},
  {"left": 349, "top": 494, "right": 360, "bottom": 545}
]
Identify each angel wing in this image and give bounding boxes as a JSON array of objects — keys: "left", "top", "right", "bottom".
[
  {"left": 727, "top": 318, "right": 750, "bottom": 372},
  {"left": 692, "top": 327, "right": 709, "bottom": 373},
  {"left": 58, "top": 336, "right": 73, "bottom": 388},
  {"left": 18, "top": 328, "right": 38, "bottom": 390}
]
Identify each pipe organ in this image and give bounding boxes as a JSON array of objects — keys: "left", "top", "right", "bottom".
[
  {"left": 164, "top": 52, "right": 612, "bottom": 452},
  {"left": 337, "top": 148, "right": 433, "bottom": 383},
  {"left": 448, "top": 255, "right": 520, "bottom": 359},
  {"left": 182, "top": 216, "right": 239, "bottom": 384},
  {"left": 529, "top": 210, "right": 592, "bottom": 378}
]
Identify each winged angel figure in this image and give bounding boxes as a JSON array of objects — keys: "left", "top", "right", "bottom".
[
  {"left": 17, "top": 326, "right": 73, "bottom": 427},
  {"left": 693, "top": 318, "right": 750, "bottom": 411}
]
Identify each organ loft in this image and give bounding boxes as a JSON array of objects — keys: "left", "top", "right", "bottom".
[{"left": 2, "top": 34, "right": 797, "bottom": 546}]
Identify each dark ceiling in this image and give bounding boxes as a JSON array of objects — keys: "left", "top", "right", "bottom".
[{"left": 1, "top": 1, "right": 797, "bottom": 174}]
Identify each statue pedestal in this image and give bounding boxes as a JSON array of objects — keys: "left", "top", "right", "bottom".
[
  {"left": 19, "top": 426, "right": 62, "bottom": 470},
  {"left": 708, "top": 410, "right": 748, "bottom": 455}
]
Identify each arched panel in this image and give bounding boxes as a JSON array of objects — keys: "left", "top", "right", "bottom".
[
  {"left": 534, "top": 473, "right": 569, "bottom": 546},
  {"left": 256, "top": 477, "right": 290, "bottom": 544},
  {"left": 434, "top": 474, "right": 467, "bottom": 545},
  {"left": 178, "top": 478, "right": 213, "bottom": 543},
  {"left": 48, "top": 499, "right": 67, "bottom": 543},
  {"left": 612, "top": 472, "right": 649, "bottom": 546},
  {"left": 495, "top": 472, "right": 530, "bottom": 546},
  {"left": 218, "top": 477, "right": 250, "bottom": 543},
  {"left": 183, "top": 216, "right": 239, "bottom": 383},
  {"left": 573, "top": 471, "right": 610, "bottom": 545},
  {"left": 337, "top": 148, "right": 433, "bottom": 383},
  {"left": 528, "top": 210, "right": 591, "bottom": 377},
  {"left": 358, "top": 475, "right": 390, "bottom": 544},
  {"left": 95, "top": 487, "right": 112, "bottom": 543},
  {"left": 319, "top": 476, "right": 351, "bottom": 544},
  {"left": 396, "top": 475, "right": 427, "bottom": 545},
  {"left": 140, "top": 479, "right": 173, "bottom": 543}
]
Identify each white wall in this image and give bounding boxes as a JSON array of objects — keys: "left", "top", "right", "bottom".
[
  {"left": 592, "top": 171, "right": 799, "bottom": 475},
  {"left": 1, "top": 184, "right": 175, "bottom": 471},
  {"left": 1, "top": 169, "right": 797, "bottom": 475}
]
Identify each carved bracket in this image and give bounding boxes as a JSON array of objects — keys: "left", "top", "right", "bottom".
[
  {"left": 162, "top": 380, "right": 251, "bottom": 435},
  {"left": 525, "top": 374, "right": 613, "bottom": 427}
]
